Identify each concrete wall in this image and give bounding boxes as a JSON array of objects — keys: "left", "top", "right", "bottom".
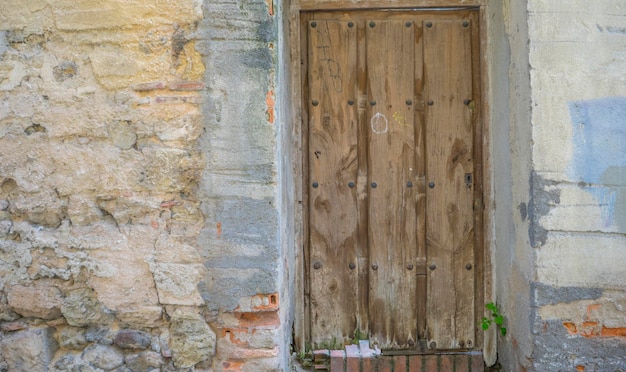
[
  {"left": 492, "top": 0, "right": 626, "bottom": 370},
  {"left": 526, "top": 0, "right": 626, "bottom": 370},
  {"left": 486, "top": 0, "right": 534, "bottom": 369},
  {"left": 0, "top": 0, "right": 288, "bottom": 370}
]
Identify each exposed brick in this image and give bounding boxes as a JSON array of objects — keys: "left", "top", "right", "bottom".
[
  {"left": 601, "top": 326, "right": 626, "bottom": 337},
  {"left": 222, "top": 359, "right": 245, "bottom": 371},
  {"left": 440, "top": 354, "right": 453, "bottom": 372},
  {"left": 408, "top": 355, "right": 423, "bottom": 372},
  {"left": 424, "top": 355, "right": 438, "bottom": 371},
  {"left": 235, "top": 293, "right": 280, "bottom": 313},
  {"left": 266, "top": 90, "right": 275, "bottom": 123},
  {"left": 314, "top": 349, "right": 330, "bottom": 362},
  {"left": 378, "top": 356, "right": 394, "bottom": 372},
  {"left": 470, "top": 352, "right": 484, "bottom": 372},
  {"left": 345, "top": 348, "right": 360, "bottom": 371},
  {"left": 0, "top": 321, "right": 27, "bottom": 332},
  {"left": 563, "top": 322, "right": 577, "bottom": 335},
  {"left": 153, "top": 96, "right": 202, "bottom": 104},
  {"left": 393, "top": 355, "right": 407, "bottom": 372},
  {"left": 168, "top": 81, "right": 205, "bottom": 91},
  {"left": 361, "top": 355, "right": 375, "bottom": 371},
  {"left": 133, "top": 82, "right": 166, "bottom": 91},
  {"left": 233, "top": 310, "right": 280, "bottom": 329},
  {"left": 453, "top": 353, "right": 469, "bottom": 372},
  {"left": 330, "top": 349, "right": 345, "bottom": 372},
  {"left": 160, "top": 200, "right": 183, "bottom": 208}
]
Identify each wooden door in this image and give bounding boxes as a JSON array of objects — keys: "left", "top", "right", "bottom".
[{"left": 304, "top": 9, "right": 481, "bottom": 351}]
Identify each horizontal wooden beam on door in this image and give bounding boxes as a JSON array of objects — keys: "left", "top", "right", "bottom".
[{"left": 295, "top": 0, "right": 486, "bottom": 12}]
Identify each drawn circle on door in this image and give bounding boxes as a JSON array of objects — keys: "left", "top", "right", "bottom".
[{"left": 370, "top": 112, "right": 388, "bottom": 134}]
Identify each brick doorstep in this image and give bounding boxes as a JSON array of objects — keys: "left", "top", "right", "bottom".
[{"left": 311, "top": 341, "right": 484, "bottom": 372}]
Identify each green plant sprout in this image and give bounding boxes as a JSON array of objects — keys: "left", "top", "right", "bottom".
[{"left": 481, "top": 302, "right": 507, "bottom": 337}]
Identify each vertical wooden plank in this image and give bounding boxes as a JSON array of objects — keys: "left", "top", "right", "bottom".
[
  {"left": 355, "top": 19, "right": 370, "bottom": 339},
  {"left": 366, "top": 19, "right": 418, "bottom": 349},
  {"left": 298, "top": 11, "right": 312, "bottom": 353},
  {"left": 412, "top": 19, "right": 428, "bottom": 341},
  {"left": 308, "top": 19, "right": 359, "bottom": 346},
  {"left": 423, "top": 19, "right": 475, "bottom": 349}
]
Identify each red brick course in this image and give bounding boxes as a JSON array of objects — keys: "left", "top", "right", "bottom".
[{"left": 310, "top": 341, "right": 484, "bottom": 372}]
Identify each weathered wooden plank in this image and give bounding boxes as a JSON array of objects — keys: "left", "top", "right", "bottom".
[
  {"left": 293, "top": 9, "right": 309, "bottom": 352},
  {"left": 412, "top": 19, "right": 428, "bottom": 341},
  {"left": 308, "top": 19, "right": 359, "bottom": 346},
  {"left": 355, "top": 19, "right": 370, "bottom": 339},
  {"left": 424, "top": 19, "right": 475, "bottom": 350},
  {"left": 366, "top": 19, "right": 418, "bottom": 349}
]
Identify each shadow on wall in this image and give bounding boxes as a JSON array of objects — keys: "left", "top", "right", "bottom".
[{"left": 569, "top": 97, "right": 626, "bottom": 232}]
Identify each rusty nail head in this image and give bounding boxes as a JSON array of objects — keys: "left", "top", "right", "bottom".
[
  {"left": 372, "top": 264, "right": 378, "bottom": 270},
  {"left": 464, "top": 99, "right": 471, "bottom": 105},
  {"left": 349, "top": 262, "right": 356, "bottom": 270},
  {"left": 407, "top": 264, "right": 414, "bottom": 270},
  {"left": 371, "top": 182, "right": 377, "bottom": 188},
  {"left": 429, "top": 182, "right": 435, "bottom": 189},
  {"left": 370, "top": 21, "right": 376, "bottom": 28},
  {"left": 348, "top": 21, "right": 354, "bottom": 28},
  {"left": 312, "top": 182, "right": 319, "bottom": 188},
  {"left": 311, "top": 21, "right": 317, "bottom": 28},
  {"left": 348, "top": 99, "right": 354, "bottom": 105},
  {"left": 407, "top": 181, "right": 413, "bottom": 188},
  {"left": 313, "top": 262, "right": 321, "bottom": 269},
  {"left": 426, "top": 22, "right": 433, "bottom": 28},
  {"left": 406, "top": 99, "right": 412, "bottom": 105},
  {"left": 459, "top": 340, "right": 465, "bottom": 347},
  {"left": 429, "top": 263, "right": 436, "bottom": 270},
  {"left": 312, "top": 100, "right": 319, "bottom": 106},
  {"left": 348, "top": 181, "right": 355, "bottom": 188},
  {"left": 370, "top": 101, "right": 376, "bottom": 106},
  {"left": 408, "top": 339, "right": 415, "bottom": 346},
  {"left": 463, "top": 20, "right": 469, "bottom": 27},
  {"left": 429, "top": 341, "right": 436, "bottom": 349},
  {"left": 466, "top": 263, "right": 472, "bottom": 270},
  {"left": 427, "top": 100, "right": 434, "bottom": 106},
  {"left": 405, "top": 21, "right": 412, "bottom": 27}
]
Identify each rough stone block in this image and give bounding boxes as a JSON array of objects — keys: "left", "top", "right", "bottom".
[
  {"left": 81, "top": 344, "right": 124, "bottom": 370},
  {"left": 150, "top": 263, "right": 205, "bottom": 306},
  {"left": 53, "top": 0, "right": 202, "bottom": 31},
  {"left": 125, "top": 350, "right": 164, "bottom": 371},
  {"left": 7, "top": 282, "right": 63, "bottom": 319},
  {"left": 0, "top": 327, "right": 58, "bottom": 372},
  {"left": 57, "top": 326, "right": 89, "bottom": 350},
  {"left": 115, "top": 306, "right": 163, "bottom": 328},
  {"left": 67, "top": 195, "right": 104, "bottom": 226},
  {"left": 61, "top": 288, "right": 115, "bottom": 327},
  {"left": 114, "top": 329, "right": 152, "bottom": 350},
  {"left": 169, "top": 309, "right": 216, "bottom": 368},
  {"left": 0, "top": 0, "right": 50, "bottom": 34}
]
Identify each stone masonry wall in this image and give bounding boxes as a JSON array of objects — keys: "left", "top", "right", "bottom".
[{"left": 0, "top": 0, "right": 284, "bottom": 371}]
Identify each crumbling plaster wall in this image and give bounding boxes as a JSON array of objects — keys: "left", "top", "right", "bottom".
[
  {"left": 0, "top": 0, "right": 288, "bottom": 371},
  {"left": 492, "top": 0, "right": 626, "bottom": 370}
]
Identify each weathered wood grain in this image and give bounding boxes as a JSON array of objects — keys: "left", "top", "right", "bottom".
[
  {"left": 366, "top": 20, "right": 418, "bottom": 349},
  {"left": 424, "top": 19, "right": 475, "bottom": 350},
  {"left": 308, "top": 19, "right": 360, "bottom": 346}
]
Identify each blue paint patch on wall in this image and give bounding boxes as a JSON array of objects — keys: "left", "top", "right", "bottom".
[
  {"left": 569, "top": 97, "right": 626, "bottom": 231},
  {"left": 569, "top": 97, "right": 626, "bottom": 183}
]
